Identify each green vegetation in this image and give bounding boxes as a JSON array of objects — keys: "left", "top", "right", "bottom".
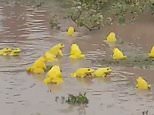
[
  {"left": 66, "top": 93, "right": 89, "bottom": 105},
  {"left": 69, "top": 0, "right": 154, "bottom": 30}
]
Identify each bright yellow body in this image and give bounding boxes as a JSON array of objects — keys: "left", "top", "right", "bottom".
[
  {"left": 69, "top": 54, "right": 85, "bottom": 59},
  {"left": 106, "top": 32, "right": 117, "bottom": 43},
  {"left": 69, "top": 44, "right": 85, "bottom": 59},
  {"left": 148, "top": 46, "right": 154, "bottom": 58},
  {"left": 9, "top": 51, "right": 20, "bottom": 56},
  {"left": 44, "top": 65, "right": 63, "bottom": 85},
  {"left": 27, "top": 66, "right": 45, "bottom": 74},
  {"left": 37, "top": 56, "right": 46, "bottom": 62},
  {"left": 0, "top": 48, "right": 12, "bottom": 55},
  {"left": 13, "top": 48, "right": 21, "bottom": 53},
  {"left": 1, "top": 48, "right": 12, "bottom": 52},
  {"left": 0, "top": 50, "right": 3, "bottom": 55},
  {"left": 71, "top": 68, "right": 95, "bottom": 78},
  {"left": 9, "top": 52, "right": 19, "bottom": 56},
  {"left": 27, "top": 57, "right": 46, "bottom": 74},
  {"left": 0, "top": 48, "right": 21, "bottom": 56},
  {"left": 33, "top": 58, "right": 46, "bottom": 70},
  {"left": 0, "top": 51, "right": 8, "bottom": 56},
  {"left": 136, "top": 77, "right": 151, "bottom": 90},
  {"left": 93, "top": 67, "right": 112, "bottom": 78},
  {"left": 2, "top": 52, "right": 9, "bottom": 56},
  {"left": 67, "top": 26, "right": 75, "bottom": 36},
  {"left": 49, "top": 43, "right": 64, "bottom": 57},
  {"left": 44, "top": 51, "right": 57, "bottom": 63},
  {"left": 113, "top": 48, "right": 127, "bottom": 60}
]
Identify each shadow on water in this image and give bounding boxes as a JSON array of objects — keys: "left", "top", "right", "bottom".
[{"left": 0, "top": 1, "right": 154, "bottom": 115}]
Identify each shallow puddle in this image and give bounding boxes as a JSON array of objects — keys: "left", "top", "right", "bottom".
[{"left": 0, "top": 1, "right": 154, "bottom": 115}]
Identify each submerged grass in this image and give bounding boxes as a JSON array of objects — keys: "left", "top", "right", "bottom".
[
  {"left": 66, "top": 93, "right": 89, "bottom": 105},
  {"left": 54, "top": 93, "right": 89, "bottom": 105}
]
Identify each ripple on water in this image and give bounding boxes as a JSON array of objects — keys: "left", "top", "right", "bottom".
[{"left": 0, "top": 6, "right": 53, "bottom": 73}]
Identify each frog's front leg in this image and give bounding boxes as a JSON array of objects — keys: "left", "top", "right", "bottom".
[{"left": 58, "top": 50, "right": 63, "bottom": 56}]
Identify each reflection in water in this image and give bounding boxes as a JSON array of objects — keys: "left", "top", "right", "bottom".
[
  {"left": 59, "top": 105, "right": 87, "bottom": 115},
  {"left": 48, "top": 84, "right": 62, "bottom": 94},
  {"left": 0, "top": 1, "right": 154, "bottom": 115}
]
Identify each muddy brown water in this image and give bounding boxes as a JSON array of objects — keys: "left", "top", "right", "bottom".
[{"left": 0, "top": 1, "right": 154, "bottom": 115}]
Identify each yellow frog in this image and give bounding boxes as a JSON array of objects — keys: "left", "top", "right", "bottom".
[
  {"left": 49, "top": 43, "right": 64, "bottom": 57},
  {"left": 69, "top": 44, "right": 85, "bottom": 59},
  {"left": 113, "top": 48, "right": 127, "bottom": 60},
  {"left": 44, "top": 51, "right": 57, "bottom": 63},
  {"left": 67, "top": 26, "right": 75, "bottom": 37},
  {"left": 9, "top": 48, "right": 21, "bottom": 56},
  {"left": 106, "top": 32, "right": 117, "bottom": 43},
  {"left": 136, "top": 77, "right": 151, "bottom": 90},
  {"left": 93, "top": 67, "right": 112, "bottom": 78},
  {"left": 27, "top": 56, "right": 46, "bottom": 74},
  {"left": 27, "top": 66, "right": 45, "bottom": 74},
  {"left": 44, "top": 65, "right": 63, "bottom": 85},
  {"left": 148, "top": 46, "right": 154, "bottom": 58},
  {"left": 71, "top": 68, "right": 95, "bottom": 78},
  {"left": 0, "top": 48, "right": 12, "bottom": 55}
]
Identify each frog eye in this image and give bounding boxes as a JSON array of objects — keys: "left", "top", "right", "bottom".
[
  {"left": 88, "top": 69, "right": 91, "bottom": 71},
  {"left": 60, "top": 43, "right": 64, "bottom": 47}
]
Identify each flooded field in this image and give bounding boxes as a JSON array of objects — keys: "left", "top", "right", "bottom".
[{"left": 0, "top": 1, "right": 154, "bottom": 115}]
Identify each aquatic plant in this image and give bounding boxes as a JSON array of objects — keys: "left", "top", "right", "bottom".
[
  {"left": 142, "top": 110, "right": 148, "bottom": 115},
  {"left": 65, "top": 93, "right": 89, "bottom": 105}
]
